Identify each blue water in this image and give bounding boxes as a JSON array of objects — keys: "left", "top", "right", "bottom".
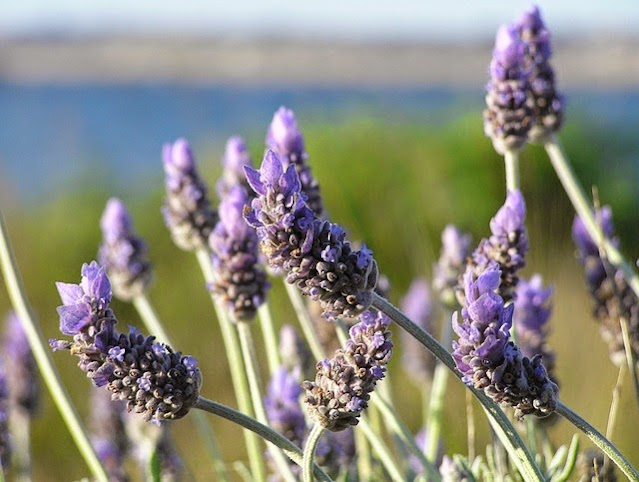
[{"left": 1, "top": 83, "right": 638, "bottom": 202}]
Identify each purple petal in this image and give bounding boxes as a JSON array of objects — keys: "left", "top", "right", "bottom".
[
  {"left": 261, "top": 150, "right": 284, "bottom": 185},
  {"left": 56, "top": 282, "right": 84, "bottom": 305},
  {"left": 244, "top": 166, "right": 266, "bottom": 196},
  {"left": 57, "top": 304, "right": 92, "bottom": 335}
]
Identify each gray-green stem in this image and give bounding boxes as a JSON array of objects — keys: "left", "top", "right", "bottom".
[
  {"left": 195, "top": 248, "right": 266, "bottom": 482},
  {"left": 9, "top": 409, "right": 32, "bottom": 482},
  {"left": 0, "top": 212, "right": 109, "bottom": 482},
  {"left": 132, "top": 292, "right": 229, "bottom": 482},
  {"left": 194, "top": 397, "right": 333, "bottom": 482},
  {"left": 303, "top": 425, "right": 324, "bottom": 482},
  {"left": 371, "top": 292, "right": 544, "bottom": 482},
  {"left": 258, "top": 303, "right": 281, "bottom": 374},
  {"left": 504, "top": 150, "right": 520, "bottom": 193}
]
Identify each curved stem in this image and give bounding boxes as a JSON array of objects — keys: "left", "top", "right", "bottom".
[
  {"left": 504, "top": 150, "right": 520, "bottom": 193},
  {"left": 555, "top": 401, "right": 639, "bottom": 481},
  {"left": 371, "top": 292, "right": 544, "bottom": 482},
  {"left": 0, "top": 212, "right": 109, "bottom": 482},
  {"left": 258, "top": 303, "right": 281, "bottom": 375},
  {"left": 303, "top": 425, "right": 324, "bottom": 482},
  {"left": 132, "top": 293, "right": 229, "bottom": 482},
  {"left": 194, "top": 397, "right": 333, "bottom": 482},
  {"left": 195, "top": 249, "right": 266, "bottom": 482}
]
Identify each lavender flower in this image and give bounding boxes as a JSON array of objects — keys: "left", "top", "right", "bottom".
[
  {"left": 483, "top": 24, "right": 533, "bottom": 154},
  {"left": 572, "top": 208, "right": 639, "bottom": 366},
  {"left": 3, "top": 312, "right": 39, "bottom": 414},
  {"left": 279, "top": 325, "right": 314, "bottom": 378},
  {"left": 409, "top": 428, "right": 442, "bottom": 475},
  {"left": 155, "top": 429, "right": 183, "bottom": 482},
  {"left": 0, "top": 359, "right": 10, "bottom": 471},
  {"left": 90, "top": 387, "right": 128, "bottom": 482},
  {"left": 217, "top": 136, "right": 254, "bottom": 198},
  {"left": 400, "top": 278, "right": 436, "bottom": 383},
  {"left": 452, "top": 264, "right": 558, "bottom": 418},
  {"left": 244, "top": 150, "right": 378, "bottom": 319},
  {"left": 51, "top": 261, "right": 202, "bottom": 423},
  {"left": 303, "top": 311, "right": 393, "bottom": 431},
  {"left": 433, "top": 225, "right": 472, "bottom": 307},
  {"left": 315, "top": 429, "right": 356, "bottom": 477},
  {"left": 266, "top": 107, "right": 324, "bottom": 216},
  {"left": 466, "top": 190, "right": 528, "bottom": 304},
  {"left": 99, "top": 198, "right": 153, "bottom": 301},
  {"left": 265, "top": 366, "right": 307, "bottom": 447},
  {"left": 209, "top": 186, "right": 270, "bottom": 322},
  {"left": 162, "top": 138, "right": 218, "bottom": 251},
  {"left": 515, "top": 275, "right": 557, "bottom": 383},
  {"left": 439, "top": 455, "right": 474, "bottom": 482},
  {"left": 516, "top": 6, "right": 564, "bottom": 142}
]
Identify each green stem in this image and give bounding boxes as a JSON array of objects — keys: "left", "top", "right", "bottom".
[
  {"left": 0, "top": 212, "right": 109, "bottom": 482},
  {"left": 504, "top": 150, "right": 520, "bottom": 192},
  {"left": 545, "top": 136, "right": 639, "bottom": 300},
  {"left": 9, "top": 409, "right": 32, "bottom": 482},
  {"left": 303, "top": 425, "right": 324, "bottom": 482},
  {"left": 605, "top": 364, "right": 625, "bottom": 443},
  {"left": 132, "top": 293, "right": 229, "bottom": 482},
  {"left": 371, "top": 292, "right": 544, "bottom": 482},
  {"left": 620, "top": 317, "right": 639, "bottom": 410},
  {"left": 194, "top": 397, "right": 333, "bottom": 482},
  {"left": 195, "top": 249, "right": 266, "bottom": 482},
  {"left": 358, "top": 417, "right": 405, "bottom": 482},
  {"left": 236, "top": 322, "right": 298, "bottom": 482},
  {"left": 258, "top": 303, "right": 281, "bottom": 374},
  {"left": 465, "top": 390, "right": 476, "bottom": 461},
  {"left": 555, "top": 401, "right": 638, "bottom": 481},
  {"left": 425, "top": 307, "right": 453, "bottom": 463},
  {"left": 354, "top": 426, "right": 372, "bottom": 481}
]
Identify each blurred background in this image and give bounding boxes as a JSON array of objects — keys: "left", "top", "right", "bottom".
[{"left": 1, "top": 0, "right": 639, "bottom": 480}]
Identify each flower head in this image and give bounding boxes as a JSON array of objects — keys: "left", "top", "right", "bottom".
[
  {"left": 162, "top": 138, "right": 218, "bottom": 251},
  {"left": 244, "top": 150, "right": 378, "bottom": 319},
  {"left": 264, "top": 366, "right": 307, "bottom": 446},
  {"left": 303, "top": 311, "right": 392, "bottom": 431},
  {"left": 266, "top": 107, "right": 324, "bottom": 216},
  {"left": 209, "top": 186, "right": 270, "bottom": 321},
  {"left": 51, "top": 262, "right": 202, "bottom": 423},
  {"left": 99, "top": 198, "right": 153, "bottom": 301},
  {"left": 217, "top": 136, "right": 254, "bottom": 198},
  {"left": 433, "top": 225, "right": 472, "bottom": 306},
  {"left": 3, "top": 311, "right": 39, "bottom": 414}
]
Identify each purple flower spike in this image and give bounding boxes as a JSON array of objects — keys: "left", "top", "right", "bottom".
[
  {"left": 265, "top": 366, "right": 307, "bottom": 446},
  {"left": 99, "top": 198, "right": 153, "bottom": 301},
  {"left": 51, "top": 262, "right": 202, "bottom": 423},
  {"left": 483, "top": 24, "right": 533, "bottom": 154},
  {"left": 572, "top": 208, "right": 639, "bottom": 366},
  {"left": 515, "top": 5, "right": 564, "bottom": 142},
  {"left": 266, "top": 107, "right": 324, "bottom": 216},
  {"left": 400, "top": 278, "right": 436, "bottom": 383},
  {"left": 208, "top": 186, "right": 270, "bottom": 322},
  {"left": 0, "top": 359, "right": 10, "bottom": 470},
  {"left": 433, "top": 225, "right": 472, "bottom": 306},
  {"left": 453, "top": 264, "right": 558, "bottom": 419},
  {"left": 3, "top": 311, "right": 39, "bottom": 415},
  {"left": 466, "top": 190, "right": 528, "bottom": 304},
  {"left": 303, "top": 311, "right": 393, "bottom": 431},
  {"left": 162, "top": 138, "right": 218, "bottom": 251},
  {"left": 217, "top": 136, "right": 254, "bottom": 198},
  {"left": 90, "top": 387, "right": 128, "bottom": 482},
  {"left": 244, "top": 150, "right": 378, "bottom": 319}
]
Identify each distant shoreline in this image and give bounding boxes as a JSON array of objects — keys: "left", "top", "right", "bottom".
[{"left": 1, "top": 37, "right": 638, "bottom": 88}]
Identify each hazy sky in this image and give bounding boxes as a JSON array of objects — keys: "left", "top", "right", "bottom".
[{"left": 2, "top": 0, "right": 638, "bottom": 40}]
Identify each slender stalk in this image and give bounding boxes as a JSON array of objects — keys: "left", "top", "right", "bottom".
[
  {"left": 504, "top": 150, "right": 520, "bottom": 193},
  {"left": 620, "top": 317, "right": 639, "bottom": 408},
  {"left": 0, "top": 212, "right": 109, "bottom": 482},
  {"left": 195, "top": 249, "right": 266, "bottom": 482},
  {"left": 525, "top": 418, "right": 538, "bottom": 461},
  {"left": 604, "top": 363, "right": 626, "bottom": 477},
  {"left": 371, "top": 292, "right": 544, "bottom": 482},
  {"left": 354, "top": 426, "right": 372, "bottom": 481},
  {"left": 258, "top": 303, "right": 281, "bottom": 374},
  {"left": 358, "top": 417, "right": 405, "bottom": 482},
  {"left": 236, "top": 321, "right": 298, "bottom": 482},
  {"left": 303, "top": 425, "right": 324, "bottom": 482},
  {"left": 0, "top": 463, "right": 5, "bottom": 482},
  {"left": 425, "top": 307, "right": 453, "bottom": 463},
  {"left": 194, "top": 397, "right": 333, "bottom": 482},
  {"left": 132, "top": 293, "right": 229, "bottom": 482},
  {"left": 284, "top": 283, "right": 325, "bottom": 359},
  {"left": 545, "top": 136, "right": 639, "bottom": 300},
  {"left": 555, "top": 401, "right": 639, "bottom": 481},
  {"left": 465, "top": 390, "right": 476, "bottom": 460},
  {"left": 9, "top": 409, "right": 32, "bottom": 482}
]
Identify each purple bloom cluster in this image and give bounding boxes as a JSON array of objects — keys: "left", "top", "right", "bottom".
[
  {"left": 572, "top": 208, "right": 639, "bottom": 366},
  {"left": 51, "top": 262, "right": 202, "bottom": 423},
  {"left": 266, "top": 107, "right": 324, "bottom": 216},
  {"left": 515, "top": 6, "right": 564, "bottom": 142},
  {"left": 99, "top": 198, "right": 153, "bottom": 301},
  {"left": 3, "top": 312, "right": 39, "bottom": 415},
  {"left": 162, "top": 138, "right": 218, "bottom": 251},
  {"left": 0, "top": 359, "right": 9, "bottom": 470},
  {"left": 303, "top": 311, "right": 393, "bottom": 431},
  {"left": 217, "top": 136, "right": 254, "bottom": 198},
  {"left": 90, "top": 387, "right": 128, "bottom": 482},
  {"left": 209, "top": 186, "right": 270, "bottom": 322},
  {"left": 452, "top": 264, "right": 558, "bottom": 418},
  {"left": 265, "top": 366, "right": 307, "bottom": 447},
  {"left": 466, "top": 190, "right": 528, "bottom": 304},
  {"left": 400, "top": 278, "right": 436, "bottom": 383},
  {"left": 515, "top": 275, "right": 557, "bottom": 383},
  {"left": 433, "top": 225, "right": 472, "bottom": 307},
  {"left": 244, "top": 150, "right": 378, "bottom": 319}
]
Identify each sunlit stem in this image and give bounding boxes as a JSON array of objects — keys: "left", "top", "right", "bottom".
[{"left": 303, "top": 425, "right": 324, "bottom": 482}]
